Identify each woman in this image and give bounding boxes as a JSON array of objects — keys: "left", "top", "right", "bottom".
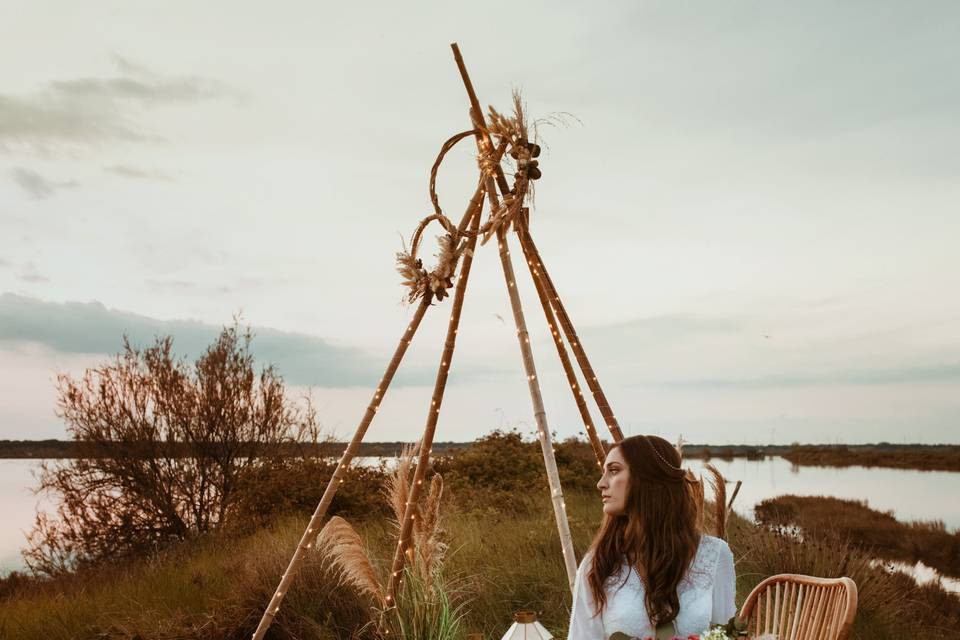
[{"left": 568, "top": 435, "right": 736, "bottom": 640}]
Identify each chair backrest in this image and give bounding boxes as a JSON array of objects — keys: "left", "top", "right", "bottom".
[{"left": 738, "top": 574, "right": 858, "bottom": 640}]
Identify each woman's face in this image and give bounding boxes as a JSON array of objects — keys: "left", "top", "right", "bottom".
[{"left": 597, "top": 446, "right": 630, "bottom": 516}]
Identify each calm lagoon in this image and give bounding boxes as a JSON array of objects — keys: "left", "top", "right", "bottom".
[{"left": 2, "top": 456, "right": 959, "bottom": 578}]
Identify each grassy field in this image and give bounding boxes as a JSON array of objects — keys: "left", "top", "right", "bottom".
[
  {"left": 2, "top": 434, "right": 959, "bottom": 639},
  {"left": 3, "top": 489, "right": 959, "bottom": 639}
]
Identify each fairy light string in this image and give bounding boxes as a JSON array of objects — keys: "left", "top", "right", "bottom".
[
  {"left": 250, "top": 291, "right": 433, "bottom": 640},
  {"left": 516, "top": 224, "right": 625, "bottom": 444},
  {"left": 451, "top": 41, "right": 578, "bottom": 591},
  {"left": 254, "top": 43, "right": 627, "bottom": 639},
  {"left": 515, "top": 208, "right": 607, "bottom": 467},
  {"left": 384, "top": 183, "right": 484, "bottom": 604}
]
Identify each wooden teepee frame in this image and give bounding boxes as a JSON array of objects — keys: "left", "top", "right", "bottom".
[{"left": 251, "top": 43, "right": 624, "bottom": 640}]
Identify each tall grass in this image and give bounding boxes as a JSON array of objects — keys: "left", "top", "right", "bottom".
[
  {"left": 4, "top": 435, "right": 959, "bottom": 639},
  {"left": 307, "top": 445, "right": 471, "bottom": 640},
  {"left": 0, "top": 490, "right": 596, "bottom": 640},
  {"left": 756, "top": 495, "right": 960, "bottom": 577},
  {"left": 732, "top": 509, "right": 960, "bottom": 640},
  {"left": 392, "top": 565, "right": 470, "bottom": 640}
]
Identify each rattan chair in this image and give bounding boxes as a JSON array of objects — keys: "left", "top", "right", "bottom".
[{"left": 738, "top": 574, "right": 858, "bottom": 640}]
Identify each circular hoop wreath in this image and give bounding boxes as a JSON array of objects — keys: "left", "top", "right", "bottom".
[{"left": 396, "top": 96, "right": 540, "bottom": 304}]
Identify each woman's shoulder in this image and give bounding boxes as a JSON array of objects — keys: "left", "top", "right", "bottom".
[
  {"left": 677, "top": 535, "right": 732, "bottom": 592},
  {"left": 578, "top": 548, "right": 595, "bottom": 573},
  {"left": 699, "top": 534, "right": 726, "bottom": 549},
  {"left": 696, "top": 534, "right": 734, "bottom": 569},
  {"left": 698, "top": 534, "right": 731, "bottom": 554}
]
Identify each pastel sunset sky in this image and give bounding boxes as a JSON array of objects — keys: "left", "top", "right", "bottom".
[{"left": 2, "top": 2, "right": 958, "bottom": 444}]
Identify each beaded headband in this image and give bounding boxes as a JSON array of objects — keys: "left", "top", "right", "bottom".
[{"left": 647, "top": 438, "right": 682, "bottom": 472}]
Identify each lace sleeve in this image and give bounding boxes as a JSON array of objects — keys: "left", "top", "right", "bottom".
[
  {"left": 568, "top": 554, "right": 604, "bottom": 640},
  {"left": 711, "top": 539, "right": 737, "bottom": 624}
]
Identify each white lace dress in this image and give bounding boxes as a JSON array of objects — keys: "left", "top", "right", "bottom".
[{"left": 567, "top": 535, "right": 737, "bottom": 640}]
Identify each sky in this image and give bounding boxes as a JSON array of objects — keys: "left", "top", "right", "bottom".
[{"left": 1, "top": 1, "right": 958, "bottom": 445}]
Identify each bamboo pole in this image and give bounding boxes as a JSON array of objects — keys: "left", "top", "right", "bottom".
[
  {"left": 451, "top": 42, "right": 578, "bottom": 592},
  {"left": 450, "top": 44, "right": 512, "bottom": 197},
  {"left": 252, "top": 129, "right": 495, "bottom": 640},
  {"left": 517, "top": 230, "right": 625, "bottom": 443},
  {"left": 384, "top": 186, "right": 485, "bottom": 604},
  {"left": 516, "top": 210, "right": 606, "bottom": 468},
  {"left": 456, "top": 64, "right": 616, "bottom": 445},
  {"left": 251, "top": 292, "right": 433, "bottom": 640},
  {"left": 493, "top": 224, "right": 578, "bottom": 591}
]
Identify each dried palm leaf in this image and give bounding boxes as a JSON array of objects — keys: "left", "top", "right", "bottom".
[
  {"left": 704, "top": 463, "right": 728, "bottom": 540},
  {"left": 387, "top": 444, "right": 418, "bottom": 528},
  {"left": 415, "top": 473, "right": 446, "bottom": 580},
  {"left": 316, "top": 516, "right": 385, "bottom": 606}
]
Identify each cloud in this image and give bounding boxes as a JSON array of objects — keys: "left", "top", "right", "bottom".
[
  {"left": 10, "top": 167, "right": 79, "bottom": 199},
  {"left": 645, "top": 362, "right": 960, "bottom": 389},
  {"left": 0, "top": 293, "right": 491, "bottom": 388},
  {"left": 0, "top": 56, "right": 237, "bottom": 149},
  {"left": 50, "top": 76, "right": 230, "bottom": 104},
  {"left": 17, "top": 263, "right": 49, "bottom": 284},
  {"left": 104, "top": 164, "right": 173, "bottom": 181},
  {"left": 582, "top": 313, "right": 743, "bottom": 342},
  {"left": 573, "top": 310, "right": 960, "bottom": 390},
  {"left": 143, "top": 279, "right": 199, "bottom": 292},
  {"left": 577, "top": 313, "right": 746, "bottom": 357},
  {"left": 143, "top": 277, "right": 279, "bottom": 295}
]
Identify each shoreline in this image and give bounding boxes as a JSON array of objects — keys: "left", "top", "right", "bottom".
[
  {"left": 756, "top": 493, "right": 960, "bottom": 582},
  {"left": 2, "top": 440, "right": 958, "bottom": 471}
]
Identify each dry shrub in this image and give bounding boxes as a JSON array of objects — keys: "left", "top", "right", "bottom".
[
  {"left": 755, "top": 495, "right": 960, "bottom": 578},
  {"left": 434, "top": 430, "right": 602, "bottom": 513},
  {"left": 433, "top": 430, "right": 544, "bottom": 513},
  {"left": 228, "top": 457, "right": 390, "bottom": 533},
  {"left": 0, "top": 519, "right": 375, "bottom": 640},
  {"left": 554, "top": 437, "right": 605, "bottom": 492},
  {"left": 26, "top": 323, "right": 321, "bottom": 576},
  {"left": 730, "top": 518, "right": 899, "bottom": 635},
  {"left": 231, "top": 519, "right": 379, "bottom": 640}
]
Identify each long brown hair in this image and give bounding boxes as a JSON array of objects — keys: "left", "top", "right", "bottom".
[{"left": 587, "top": 435, "right": 702, "bottom": 627}]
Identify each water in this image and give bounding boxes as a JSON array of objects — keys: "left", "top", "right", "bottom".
[
  {"left": 0, "top": 456, "right": 392, "bottom": 575},
  {"left": 881, "top": 559, "right": 960, "bottom": 594},
  {"left": 2, "top": 456, "right": 958, "bottom": 578},
  {"left": 0, "top": 459, "right": 45, "bottom": 575},
  {"left": 683, "top": 457, "right": 960, "bottom": 531}
]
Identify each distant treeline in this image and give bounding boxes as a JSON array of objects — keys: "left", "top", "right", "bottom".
[
  {"left": 2, "top": 439, "right": 958, "bottom": 470},
  {"left": 775, "top": 444, "right": 960, "bottom": 472},
  {"left": 686, "top": 443, "right": 960, "bottom": 472},
  {"left": 0, "top": 439, "right": 470, "bottom": 459}
]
